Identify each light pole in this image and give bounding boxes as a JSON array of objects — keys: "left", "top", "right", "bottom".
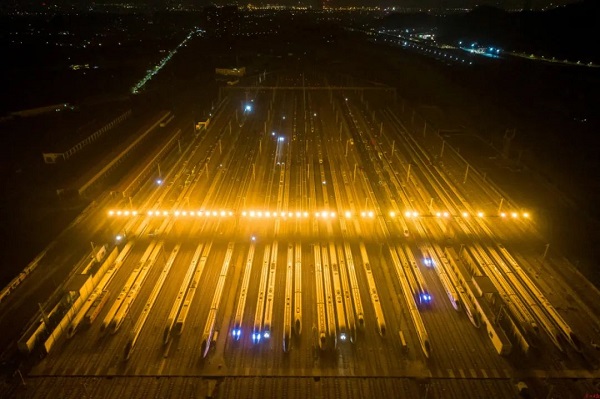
[
  {"left": 406, "top": 163, "right": 411, "bottom": 183},
  {"left": 542, "top": 243, "right": 550, "bottom": 262},
  {"left": 345, "top": 139, "right": 352, "bottom": 157},
  {"left": 498, "top": 198, "right": 504, "bottom": 214},
  {"left": 463, "top": 164, "right": 469, "bottom": 184}
]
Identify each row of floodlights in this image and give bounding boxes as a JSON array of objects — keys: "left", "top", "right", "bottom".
[
  {"left": 392, "top": 210, "right": 527, "bottom": 219},
  {"left": 108, "top": 209, "right": 234, "bottom": 217},
  {"left": 429, "top": 211, "right": 529, "bottom": 219},
  {"left": 107, "top": 209, "right": 530, "bottom": 219}
]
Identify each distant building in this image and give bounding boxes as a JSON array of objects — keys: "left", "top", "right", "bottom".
[{"left": 215, "top": 67, "right": 246, "bottom": 77}]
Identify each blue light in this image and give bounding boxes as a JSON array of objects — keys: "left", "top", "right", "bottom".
[
  {"left": 245, "top": 104, "right": 252, "bottom": 112},
  {"left": 496, "top": 49, "right": 500, "bottom": 54}
]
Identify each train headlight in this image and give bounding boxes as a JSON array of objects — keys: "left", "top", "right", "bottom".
[
  {"left": 263, "top": 331, "right": 270, "bottom": 339},
  {"left": 340, "top": 333, "right": 347, "bottom": 341}
]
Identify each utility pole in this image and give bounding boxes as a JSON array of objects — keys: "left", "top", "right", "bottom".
[
  {"left": 498, "top": 198, "right": 504, "bottom": 214},
  {"left": 406, "top": 163, "right": 411, "bottom": 183},
  {"left": 16, "top": 369, "right": 26, "bottom": 386},
  {"left": 503, "top": 128, "right": 516, "bottom": 159},
  {"left": 542, "top": 243, "right": 550, "bottom": 262},
  {"left": 463, "top": 164, "right": 470, "bottom": 184},
  {"left": 39, "top": 303, "right": 50, "bottom": 326}
]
